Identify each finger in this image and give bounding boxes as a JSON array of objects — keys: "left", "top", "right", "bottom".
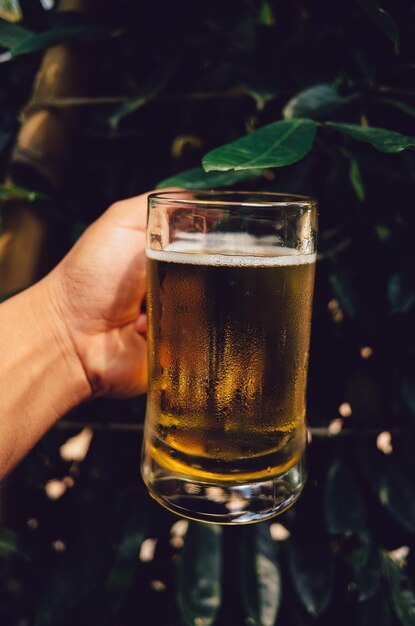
[
  {"left": 154, "top": 191, "right": 226, "bottom": 239},
  {"left": 104, "top": 187, "right": 183, "bottom": 232},
  {"left": 136, "top": 312, "right": 147, "bottom": 338},
  {"left": 120, "top": 328, "right": 148, "bottom": 397}
]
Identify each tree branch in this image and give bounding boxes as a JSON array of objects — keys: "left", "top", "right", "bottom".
[
  {"left": 21, "top": 89, "right": 255, "bottom": 117},
  {"left": 54, "top": 420, "right": 403, "bottom": 438}
]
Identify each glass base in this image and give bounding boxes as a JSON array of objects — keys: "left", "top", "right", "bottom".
[{"left": 141, "top": 456, "right": 306, "bottom": 524}]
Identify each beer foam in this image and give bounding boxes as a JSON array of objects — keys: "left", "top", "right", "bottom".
[{"left": 147, "top": 234, "right": 316, "bottom": 267}]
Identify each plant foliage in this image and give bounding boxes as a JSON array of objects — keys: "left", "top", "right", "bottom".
[{"left": 1, "top": 0, "right": 415, "bottom": 624}]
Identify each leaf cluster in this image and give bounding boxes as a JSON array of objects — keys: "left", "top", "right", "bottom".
[{"left": 1, "top": 0, "right": 415, "bottom": 624}]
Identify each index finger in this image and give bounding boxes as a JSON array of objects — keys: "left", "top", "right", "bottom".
[{"left": 103, "top": 188, "right": 183, "bottom": 232}]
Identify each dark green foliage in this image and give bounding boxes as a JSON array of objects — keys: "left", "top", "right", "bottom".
[
  {"left": 1, "top": 0, "right": 415, "bottom": 624},
  {"left": 0, "top": 17, "right": 106, "bottom": 57},
  {"left": 286, "top": 521, "right": 333, "bottom": 617},
  {"left": 381, "top": 551, "right": 415, "bottom": 626},
  {"left": 108, "top": 59, "right": 181, "bottom": 131},
  {"left": 348, "top": 158, "right": 366, "bottom": 202},
  {"left": 388, "top": 274, "right": 415, "bottom": 313},
  {"left": 240, "top": 523, "right": 281, "bottom": 626},
  {"left": 0, "top": 18, "right": 31, "bottom": 48},
  {"left": 33, "top": 488, "right": 131, "bottom": 626},
  {"left": 157, "top": 166, "right": 264, "bottom": 190},
  {"left": 202, "top": 119, "right": 316, "bottom": 171},
  {"left": 325, "top": 461, "right": 367, "bottom": 535},
  {"left": 356, "top": 569, "right": 393, "bottom": 626},
  {"left": 355, "top": 0, "right": 399, "bottom": 45},
  {"left": 177, "top": 522, "right": 223, "bottom": 626},
  {"left": 326, "top": 122, "right": 415, "bottom": 153},
  {"left": 360, "top": 441, "right": 415, "bottom": 534},
  {"left": 0, "top": 528, "right": 29, "bottom": 561},
  {"left": 0, "top": 182, "right": 45, "bottom": 201},
  {"left": 282, "top": 83, "right": 357, "bottom": 120}
]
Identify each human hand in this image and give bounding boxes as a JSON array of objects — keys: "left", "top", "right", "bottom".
[{"left": 44, "top": 192, "right": 158, "bottom": 399}]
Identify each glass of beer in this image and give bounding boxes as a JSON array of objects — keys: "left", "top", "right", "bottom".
[{"left": 141, "top": 191, "right": 317, "bottom": 524}]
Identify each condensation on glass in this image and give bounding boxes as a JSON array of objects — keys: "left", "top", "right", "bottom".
[{"left": 141, "top": 191, "right": 318, "bottom": 524}]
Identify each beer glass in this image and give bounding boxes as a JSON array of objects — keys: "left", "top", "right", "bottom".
[{"left": 141, "top": 191, "right": 317, "bottom": 524}]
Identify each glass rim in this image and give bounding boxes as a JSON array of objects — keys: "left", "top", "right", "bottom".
[{"left": 148, "top": 190, "right": 317, "bottom": 210}]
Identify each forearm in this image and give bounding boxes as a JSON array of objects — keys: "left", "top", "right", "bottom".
[{"left": 0, "top": 279, "right": 90, "bottom": 477}]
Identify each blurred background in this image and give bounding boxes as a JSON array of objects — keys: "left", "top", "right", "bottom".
[{"left": 1, "top": 0, "right": 415, "bottom": 624}]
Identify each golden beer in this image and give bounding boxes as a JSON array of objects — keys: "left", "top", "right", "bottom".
[{"left": 143, "top": 245, "right": 315, "bottom": 484}]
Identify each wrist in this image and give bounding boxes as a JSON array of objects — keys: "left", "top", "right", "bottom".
[
  {"left": 28, "top": 276, "right": 93, "bottom": 407},
  {"left": 0, "top": 278, "right": 92, "bottom": 476}
]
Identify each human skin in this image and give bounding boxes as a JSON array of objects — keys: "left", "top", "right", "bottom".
[{"left": 0, "top": 191, "right": 163, "bottom": 478}]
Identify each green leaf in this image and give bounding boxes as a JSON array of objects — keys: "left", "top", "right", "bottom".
[
  {"left": 157, "top": 166, "right": 264, "bottom": 189},
  {"left": 327, "top": 122, "right": 415, "bottom": 154},
  {"left": 349, "top": 158, "right": 366, "bottom": 202},
  {"left": 287, "top": 526, "right": 333, "bottom": 617},
  {"left": 0, "top": 182, "right": 45, "bottom": 202},
  {"left": 388, "top": 274, "right": 415, "bottom": 313},
  {"left": 104, "top": 492, "right": 148, "bottom": 613},
  {"left": 10, "top": 24, "right": 105, "bottom": 57},
  {"left": 240, "top": 523, "right": 281, "bottom": 626},
  {"left": 283, "top": 83, "right": 357, "bottom": 120},
  {"left": 357, "top": 576, "right": 393, "bottom": 626},
  {"left": 325, "top": 460, "right": 367, "bottom": 535},
  {"left": 109, "top": 60, "right": 179, "bottom": 130},
  {"left": 0, "top": 0, "right": 23, "bottom": 24},
  {"left": 177, "top": 522, "right": 223, "bottom": 626},
  {"left": 360, "top": 441, "right": 415, "bottom": 534},
  {"left": 356, "top": 0, "right": 399, "bottom": 45},
  {"left": 72, "top": 488, "right": 149, "bottom": 625},
  {"left": 0, "top": 527, "right": 28, "bottom": 560},
  {"left": 258, "top": 1, "right": 275, "bottom": 27},
  {"left": 376, "top": 98, "right": 415, "bottom": 119},
  {"left": 353, "top": 558, "right": 379, "bottom": 600},
  {"left": 347, "top": 535, "right": 372, "bottom": 571},
  {"left": 380, "top": 551, "right": 415, "bottom": 626},
  {"left": 202, "top": 119, "right": 316, "bottom": 171},
  {"left": 326, "top": 455, "right": 371, "bottom": 582},
  {"left": 0, "top": 17, "right": 30, "bottom": 48}
]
